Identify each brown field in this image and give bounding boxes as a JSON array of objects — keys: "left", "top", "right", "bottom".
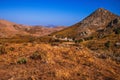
[{"left": 0, "top": 41, "right": 120, "bottom": 80}]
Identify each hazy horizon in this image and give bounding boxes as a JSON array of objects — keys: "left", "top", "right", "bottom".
[{"left": 0, "top": 0, "right": 120, "bottom": 26}]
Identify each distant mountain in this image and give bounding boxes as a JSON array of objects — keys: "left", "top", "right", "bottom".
[
  {"left": 51, "top": 8, "right": 120, "bottom": 39},
  {"left": 0, "top": 20, "right": 29, "bottom": 37},
  {"left": 25, "top": 26, "right": 66, "bottom": 37},
  {"left": 0, "top": 20, "right": 65, "bottom": 38}
]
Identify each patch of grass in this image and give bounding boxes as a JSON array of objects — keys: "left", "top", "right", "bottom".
[
  {"left": 17, "top": 58, "right": 27, "bottom": 64},
  {"left": 51, "top": 25, "right": 79, "bottom": 39}
]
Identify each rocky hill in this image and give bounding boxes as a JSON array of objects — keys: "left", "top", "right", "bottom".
[{"left": 51, "top": 8, "right": 120, "bottom": 39}]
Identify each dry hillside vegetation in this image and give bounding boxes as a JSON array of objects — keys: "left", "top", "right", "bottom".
[{"left": 0, "top": 43, "right": 120, "bottom": 80}]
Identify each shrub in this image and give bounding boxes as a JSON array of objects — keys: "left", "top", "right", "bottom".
[
  {"left": 30, "top": 51, "right": 46, "bottom": 61},
  {"left": 75, "top": 40, "right": 78, "bottom": 43},
  {"left": 75, "top": 39, "right": 84, "bottom": 43},
  {"left": 84, "top": 36, "right": 93, "bottom": 41},
  {"left": 29, "top": 37, "right": 35, "bottom": 43},
  {"left": 79, "top": 39, "right": 84, "bottom": 42},
  {"left": 30, "top": 51, "right": 41, "bottom": 60},
  {"left": 9, "top": 47, "right": 15, "bottom": 51},
  {"left": 54, "top": 39, "right": 60, "bottom": 42},
  {"left": 0, "top": 46, "right": 7, "bottom": 54},
  {"left": 104, "top": 41, "right": 110, "bottom": 48},
  {"left": 17, "top": 58, "right": 27, "bottom": 64},
  {"left": 114, "top": 28, "right": 120, "bottom": 34}
]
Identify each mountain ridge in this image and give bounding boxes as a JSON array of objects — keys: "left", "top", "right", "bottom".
[
  {"left": 51, "top": 8, "right": 120, "bottom": 39},
  {"left": 0, "top": 20, "right": 65, "bottom": 38}
]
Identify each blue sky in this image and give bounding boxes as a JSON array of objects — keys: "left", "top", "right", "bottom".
[{"left": 0, "top": 0, "right": 120, "bottom": 26}]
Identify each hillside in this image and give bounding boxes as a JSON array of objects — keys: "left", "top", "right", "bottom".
[
  {"left": 51, "top": 8, "right": 120, "bottom": 39},
  {"left": 0, "top": 43, "right": 120, "bottom": 80},
  {"left": 0, "top": 20, "right": 30, "bottom": 37},
  {"left": 0, "top": 20, "right": 65, "bottom": 38},
  {"left": 26, "top": 26, "right": 65, "bottom": 37},
  {"left": 82, "top": 17, "right": 120, "bottom": 59}
]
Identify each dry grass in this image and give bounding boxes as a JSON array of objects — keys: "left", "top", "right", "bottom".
[{"left": 0, "top": 42, "right": 119, "bottom": 80}]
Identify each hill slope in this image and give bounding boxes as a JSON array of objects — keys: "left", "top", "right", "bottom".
[
  {"left": 51, "top": 8, "right": 120, "bottom": 39},
  {"left": 0, "top": 20, "right": 65, "bottom": 38},
  {"left": 0, "top": 20, "right": 30, "bottom": 37},
  {"left": 0, "top": 43, "right": 120, "bottom": 80}
]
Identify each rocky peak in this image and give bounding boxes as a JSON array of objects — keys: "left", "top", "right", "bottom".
[
  {"left": 75, "top": 8, "right": 120, "bottom": 38},
  {"left": 79, "top": 8, "right": 119, "bottom": 29},
  {"left": 95, "top": 8, "right": 108, "bottom": 13}
]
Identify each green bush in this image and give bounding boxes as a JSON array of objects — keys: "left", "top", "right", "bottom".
[
  {"left": 30, "top": 51, "right": 41, "bottom": 60},
  {"left": 104, "top": 41, "right": 110, "bottom": 48},
  {"left": 17, "top": 58, "right": 27, "bottom": 64},
  {"left": 114, "top": 28, "right": 120, "bottom": 34}
]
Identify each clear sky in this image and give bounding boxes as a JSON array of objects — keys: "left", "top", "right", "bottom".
[{"left": 0, "top": 0, "right": 120, "bottom": 26}]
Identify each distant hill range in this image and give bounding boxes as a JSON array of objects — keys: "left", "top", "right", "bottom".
[
  {"left": 0, "top": 8, "right": 120, "bottom": 39},
  {"left": 51, "top": 8, "right": 120, "bottom": 40},
  {"left": 0, "top": 20, "right": 65, "bottom": 38}
]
